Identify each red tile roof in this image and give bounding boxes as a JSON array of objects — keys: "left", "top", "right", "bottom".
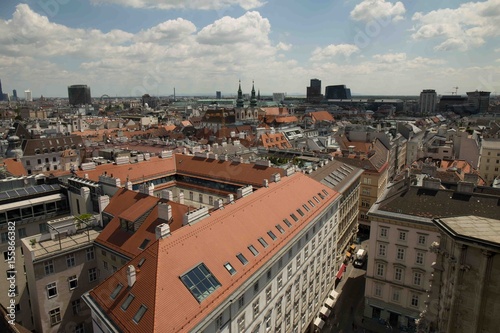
[
  {"left": 310, "top": 111, "right": 334, "bottom": 122},
  {"left": 89, "top": 172, "right": 340, "bottom": 332},
  {"left": 2, "top": 158, "right": 27, "bottom": 176}
]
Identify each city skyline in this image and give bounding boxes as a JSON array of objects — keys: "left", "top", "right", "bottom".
[{"left": 0, "top": 0, "right": 499, "bottom": 98}]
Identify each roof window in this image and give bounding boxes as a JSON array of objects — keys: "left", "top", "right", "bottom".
[{"left": 180, "top": 263, "right": 221, "bottom": 302}]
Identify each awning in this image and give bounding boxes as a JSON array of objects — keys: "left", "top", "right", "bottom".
[
  {"left": 325, "top": 297, "right": 335, "bottom": 308},
  {"left": 336, "top": 264, "right": 346, "bottom": 279},
  {"left": 350, "top": 244, "right": 357, "bottom": 251},
  {"left": 314, "top": 317, "right": 325, "bottom": 329},
  {"left": 346, "top": 252, "right": 352, "bottom": 258},
  {"left": 320, "top": 306, "right": 331, "bottom": 317}
]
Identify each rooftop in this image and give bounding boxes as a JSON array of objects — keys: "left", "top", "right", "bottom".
[{"left": 434, "top": 215, "right": 500, "bottom": 249}]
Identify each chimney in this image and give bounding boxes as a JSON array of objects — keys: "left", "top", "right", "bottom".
[
  {"left": 125, "top": 180, "right": 133, "bottom": 190},
  {"left": 98, "top": 195, "right": 110, "bottom": 213},
  {"left": 178, "top": 192, "right": 184, "bottom": 204},
  {"left": 422, "top": 164, "right": 437, "bottom": 177},
  {"left": 155, "top": 223, "right": 171, "bottom": 240},
  {"left": 158, "top": 203, "right": 172, "bottom": 221},
  {"left": 227, "top": 194, "right": 234, "bottom": 204},
  {"left": 457, "top": 181, "right": 475, "bottom": 194},
  {"left": 263, "top": 179, "right": 269, "bottom": 187},
  {"left": 271, "top": 173, "right": 281, "bottom": 183},
  {"left": 463, "top": 173, "right": 479, "bottom": 185},
  {"left": 127, "top": 265, "right": 136, "bottom": 287},
  {"left": 161, "top": 189, "right": 174, "bottom": 201},
  {"left": 214, "top": 198, "right": 224, "bottom": 210},
  {"left": 84, "top": 173, "right": 89, "bottom": 179},
  {"left": 348, "top": 145, "right": 355, "bottom": 154},
  {"left": 422, "top": 177, "right": 441, "bottom": 190}
]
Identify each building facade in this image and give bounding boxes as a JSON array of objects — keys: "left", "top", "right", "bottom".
[
  {"left": 477, "top": 139, "right": 500, "bottom": 186},
  {"left": 419, "top": 90, "right": 437, "bottom": 115},
  {"left": 68, "top": 85, "right": 91, "bottom": 106}
]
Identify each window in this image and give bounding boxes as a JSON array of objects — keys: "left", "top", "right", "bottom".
[
  {"left": 209, "top": 196, "right": 213, "bottom": 205},
  {"left": 308, "top": 200, "right": 315, "bottom": 207},
  {"left": 374, "top": 283, "right": 382, "bottom": 297},
  {"left": 394, "top": 267, "right": 403, "bottom": 281},
  {"left": 238, "top": 315, "right": 246, "bottom": 331},
  {"left": 86, "top": 248, "right": 94, "bottom": 261},
  {"left": 72, "top": 299, "right": 82, "bottom": 315},
  {"left": 413, "top": 272, "right": 422, "bottom": 286},
  {"left": 101, "top": 250, "right": 107, "bottom": 257},
  {"left": 237, "top": 253, "right": 248, "bottom": 265},
  {"left": 18, "top": 228, "right": 27, "bottom": 238},
  {"left": 396, "top": 248, "right": 405, "bottom": 261},
  {"left": 198, "top": 194, "right": 203, "bottom": 203},
  {"left": 290, "top": 213, "right": 298, "bottom": 222},
  {"left": 248, "top": 245, "right": 259, "bottom": 256},
  {"left": 277, "top": 274, "right": 283, "bottom": 289},
  {"left": 376, "top": 263, "right": 385, "bottom": 277},
  {"left": 103, "top": 261, "right": 108, "bottom": 270},
  {"left": 276, "top": 224, "right": 285, "bottom": 234},
  {"left": 238, "top": 295, "right": 244, "bottom": 309},
  {"left": 411, "top": 294, "right": 419, "bottom": 307},
  {"left": 254, "top": 281, "right": 259, "bottom": 293},
  {"left": 363, "top": 177, "right": 372, "bottom": 185},
  {"left": 392, "top": 288, "right": 400, "bottom": 303},
  {"left": 361, "top": 200, "right": 370, "bottom": 208},
  {"left": 68, "top": 275, "right": 78, "bottom": 290},
  {"left": 180, "top": 263, "right": 221, "bottom": 302},
  {"left": 138, "top": 239, "right": 150, "bottom": 250},
  {"left": 133, "top": 305, "right": 147, "bottom": 323},
  {"left": 121, "top": 294, "right": 135, "bottom": 311},
  {"left": 287, "top": 264, "right": 293, "bottom": 279},
  {"left": 266, "top": 286, "right": 272, "bottom": 303},
  {"left": 44, "top": 260, "right": 54, "bottom": 275},
  {"left": 283, "top": 218, "right": 292, "bottom": 227},
  {"left": 66, "top": 254, "right": 75, "bottom": 268},
  {"left": 418, "top": 234, "right": 427, "bottom": 245},
  {"left": 216, "top": 314, "right": 223, "bottom": 329},
  {"left": 399, "top": 231, "right": 407, "bottom": 241},
  {"left": 302, "top": 204, "right": 310, "bottom": 212},
  {"left": 258, "top": 237, "right": 268, "bottom": 248},
  {"left": 297, "top": 209, "right": 304, "bottom": 217},
  {"left": 379, "top": 227, "right": 388, "bottom": 238},
  {"left": 88, "top": 268, "right": 98, "bottom": 282},
  {"left": 253, "top": 300, "right": 260, "bottom": 318},
  {"left": 267, "top": 231, "right": 277, "bottom": 240},
  {"left": 49, "top": 308, "right": 61, "bottom": 326},
  {"left": 110, "top": 283, "right": 123, "bottom": 300},
  {"left": 362, "top": 187, "right": 371, "bottom": 196},
  {"left": 47, "top": 282, "right": 57, "bottom": 298},
  {"left": 416, "top": 252, "right": 425, "bottom": 265},
  {"left": 75, "top": 323, "right": 85, "bottom": 333},
  {"left": 224, "top": 262, "right": 236, "bottom": 275},
  {"left": 189, "top": 192, "right": 193, "bottom": 200},
  {"left": 378, "top": 243, "right": 386, "bottom": 257}
]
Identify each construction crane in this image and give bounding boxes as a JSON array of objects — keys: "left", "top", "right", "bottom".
[{"left": 452, "top": 86, "right": 459, "bottom": 95}]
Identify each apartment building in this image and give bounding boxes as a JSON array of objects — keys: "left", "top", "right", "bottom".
[
  {"left": 365, "top": 176, "right": 500, "bottom": 331},
  {"left": 21, "top": 216, "right": 101, "bottom": 333},
  {"left": 421, "top": 215, "right": 500, "bottom": 333},
  {"left": 0, "top": 176, "right": 70, "bottom": 330},
  {"left": 83, "top": 172, "right": 343, "bottom": 333},
  {"left": 478, "top": 139, "right": 500, "bottom": 186}
]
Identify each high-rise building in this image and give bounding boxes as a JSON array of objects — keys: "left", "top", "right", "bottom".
[
  {"left": 307, "top": 79, "right": 323, "bottom": 103},
  {"left": 216, "top": 91, "right": 221, "bottom": 99},
  {"left": 325, "top": 85, "right": 351, "bottom": 100},
  {"left": 0, "top": 79, "right": 3, "bottom": 101},
  {"left": 68, "top": 85, "right": 91, "bottom": 106},
  {"left": 466, "top": 90, "right": 490, "bottom": 113},
  {"left": 12, "top": 89, "right": 17, "bottom": 101},
  {"left": 419, "top": 89, "right": 437, "bottom": 114},
  {"left": 24, "top": 90, "right": 32, "bottom": 102}
]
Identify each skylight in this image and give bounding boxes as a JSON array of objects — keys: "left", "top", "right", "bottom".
[
  {"left": 276, "top": 224, "right": 285, "bottom": 234},
  {"left": 290, "top": 213, "right": 298, "bottom": 222},
  {"left": 308, "top": 200, "right": 315, "bottom": 207},
  {"left": 133, "top": 305, "right": 147, "bottom": 324},
  {"left": 248, "top": 245, "right": 259, "bottom": 256},
  {"left": 121, "top": 294, "right": 135, "bottom": 311},
  {"left": 180, "top": 263, "right": 221, "bottom": 302},
  {"left": 224, "top": 262, "right": 237, "bottom": 275},
  {"left": 313, "top": 196, "right": 320, "bottom": 203},
  {"left": 267, "top": 231, "right": 277, "bottom": 240},
  {"left": 302, "top": 204, "right": 310, "bottom": 212},
  {"left": 322, "top": 189, "right": 328, "bottom": 196},
  {"left": 297, "top": 209, "right": 304, "bottom": 217},
  {"left": 258, "top": 237, "right": 269, "bottom": 248},
  {"left": 283, "top": 218, "right": 292, "bottom": 228},
  {"left": 110, "top": 283, "right": 123, "bottom": 300},
  {"left": 237, "top": 253, "right": 249, "bottom": 265},
  {"left": 138, "top": 239, "right": 150, "bottom": 250},
  {"left": 138, "top": 258, "right": 146, "bottom": 268}
]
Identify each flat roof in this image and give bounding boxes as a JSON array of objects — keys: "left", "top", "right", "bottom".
[{"left": 435, "top": 215, "right": 500, "bottom": 248}]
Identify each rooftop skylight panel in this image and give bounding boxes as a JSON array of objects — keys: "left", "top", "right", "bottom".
[
  {"left": 110, "top": 283, "right": 123, "bottom": 300},
  {"left": 322, "top": 189, "right": 329, "bottom": 196},
  {"left": 318, "top": 193, "right": 325, "bottom": 199},
  {"left": 297, "top": 209, "right": 305, "bottom": 217},
  {"left": 258, "top": 237, "right": 269, "bottom": 248},
  {"left": 308, "top": 200, "right": 315, "bottom": 207},
  {"left": 248, "top": 245, "right": 259, "bottom": 256},
  {"left": 224, "top": 262, "right": 237, "bottom": 275},
  {"left": 138, "top": 239, "right": 150, "bottom": 250},
  {"left": 283, "top": 218, "right": 292, "bottom": 228},
  {"left": 138, "top": 258, "right": 146, "bottom": 268},
  {"left": 180, "top": 263, "right": 221, "bottom": 302},
  {"left": 267, "top": 231, "right": 277, "bottom": 241},
  {"left": 133, "top": 305, "right": 147, "bottom": 324},
  {"left": 313, "top": 196, "right": 320, "bottom": 203},
  {"left": 290, "top": 213, "right": 298, "bottom": 222},
  {"left": 303, "top": 204, "right": 310, "bottom": 212},
  {"left": 121, "top": 294, "right": 135, "bottom": 311},
  {"left": 237, "top": 253, "right": 249, "bottom": 265},
  {"left": 276, "top": 224, "right": 285, "bottom": 234}
]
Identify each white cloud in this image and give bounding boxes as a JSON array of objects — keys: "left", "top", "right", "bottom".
[
  {"left": 90, "top": 0, "right": 266, "bottom": 10},
  {"left": 276, "top": 42, "right": 292, "bottom": 51},
  {"left": 310, "top": 44, "right": 360, "bottom": 61},
  {"left": 411, "top": 0, "right": 500, "bottom": 51},
  {"left": 136, "top": 18, "right": 197, "bottom": 42},
  {"left": 350, "top": 0, "right": 405, "bottom": 23},
  {"left": 373, "top": 52, "right": 406, "bottom": 63}
]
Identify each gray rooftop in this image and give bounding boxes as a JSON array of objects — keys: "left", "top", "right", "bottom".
[{"left": 436, "top": 215, "right": 500, "bottom": 247}]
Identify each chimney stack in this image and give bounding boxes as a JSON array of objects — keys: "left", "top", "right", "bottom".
[
  {"left": 155, "top": 223, "right": 171, "bottom": 240},
  {"left": 158, "top": 203, "right": 172, "bottom": 221},
  {"left": 161, "top": 189, "right": 174, "bottom": 201},
  {"left": 127, "top": 265, "right": 136, "bottom": 287},
  {"left": 178, "top": 192, "right": 184, "bottom": 204}
]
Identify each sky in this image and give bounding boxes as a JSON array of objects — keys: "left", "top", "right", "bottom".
[{"left": 0, "top": 0, "right": 500, "bottom": 98}]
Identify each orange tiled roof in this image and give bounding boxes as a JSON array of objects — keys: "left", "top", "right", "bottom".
[
  {"left": 310, "top": 111, "right": 334, "bottom": 122},
  {"left": 260, "top": 132, "right": 292, "bottom": 149},
  {"left": 2, "top": 158, "right": 27, "bottom": 176},
  {"left": 96, "top": 188, "right": 189, "bottom": 258},
  {"left": 89, "top": 172, "right": 340, "bottom": 332}
]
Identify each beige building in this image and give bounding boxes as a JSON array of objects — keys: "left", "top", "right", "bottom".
[
  {"left": 420, "top": 215, "right": 500, "bottom": 333},
  {"left": 478, "top": 139, "right": 500, "bottom": 186},
  {"left": 21, "top": 216, "right": 101, "bottom": 333}
]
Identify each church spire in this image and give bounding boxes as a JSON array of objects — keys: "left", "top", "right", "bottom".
[
  {"left": 250, "top": 80, "right": 257, "bottom": 107},
  {"left": 236, "top": 80, "right": 244, "bottom": 108}
]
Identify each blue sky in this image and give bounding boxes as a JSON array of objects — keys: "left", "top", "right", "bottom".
[{"left": 1, "top": 0, "right": 499, "bottom": 97}]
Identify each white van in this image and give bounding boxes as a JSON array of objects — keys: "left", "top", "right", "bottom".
[{"left": 353, "top": 249, "right": 367, "bottom": 267}]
